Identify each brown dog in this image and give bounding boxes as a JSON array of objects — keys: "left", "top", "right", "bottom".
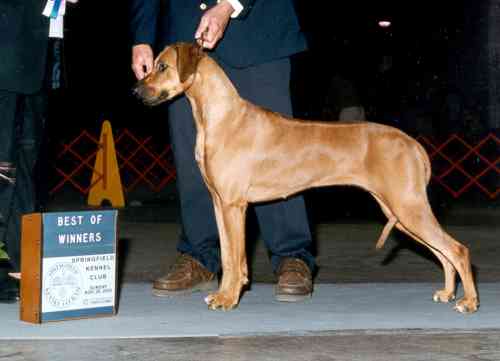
[{"left": 134, "top": 43, "right": 479, "bottom": 313}]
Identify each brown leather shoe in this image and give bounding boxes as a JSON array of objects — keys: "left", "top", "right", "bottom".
[
  {"left": 275, "top": 258, "right": 313, "bottom": 302},
  {"left": 152, "top": 253, "right": 217, "bottom": 296}
]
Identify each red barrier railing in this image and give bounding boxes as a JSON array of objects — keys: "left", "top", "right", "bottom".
[
  {"left": 49, "top": 129, "right": 499, "bottom": 200},
  {"left": 50, "top": 130, "right": 102, "bottom": 195},
  {"left": 417, "top": 133, "right": 499, "bottom": 199},
  {"left": 114, "top": 129, "right": 176, "bottom": 193},
  {"left": 49, "top": 129, "right": 176, "bottom": 196}
]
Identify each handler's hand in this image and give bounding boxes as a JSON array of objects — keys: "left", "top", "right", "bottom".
[
  {"left": 132, "top": 44, "right": 154, "bottom": 80},
  {"left": 8, "top": 272, "right": 20, "bottom": 280},
  {"left": 195, "top": 0, "right": 234, "bottom": 49}
]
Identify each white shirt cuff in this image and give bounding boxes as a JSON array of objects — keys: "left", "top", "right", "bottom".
[{"left": 218, "top": 0, "right": 244, "bottom": 18}]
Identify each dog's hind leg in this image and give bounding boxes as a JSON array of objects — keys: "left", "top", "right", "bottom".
[
  {"left": 427, "top": 247, "right": 457, "bottom": 303},
  {"left": 371, "top": 192, "right": 458, "bottom": 302},
  {"left": 205, "top": 196, "right": 249, "bottom": 311},
  {"left": 371, "top": 193, "right": 458, "bottom": 303},
  {"left": 392, "top": 199, "right": 478, "bottom": 313}
]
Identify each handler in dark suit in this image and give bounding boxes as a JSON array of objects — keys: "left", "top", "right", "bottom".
[
  {"left": 130, "top": 0, "right": 315, "bottom": 300},
  {"left": 0, "top": 0, "right": 49, "bottom": 302}
]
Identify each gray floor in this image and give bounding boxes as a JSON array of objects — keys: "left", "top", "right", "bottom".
[
  {"left": 2, "top": 331, "right": 500, "bottom": 361},
  {"left": 1, "top": 283, "right": 498, "bottom": 339},
  {"left": 2, "top": 199, "right": 498, "bottom": 360},
  {"left": 117, "top": 220, "right": 500, "bottom": 284}
]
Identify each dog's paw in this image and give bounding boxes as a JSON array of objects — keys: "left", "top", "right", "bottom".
[
  {"left": 204, "top": 291, "right": 238, "bottom": 311},
  {"left": 454, "top": 297, "right": 479, "bottom": 314},
  {"left": 432, "top": 289, "right": 455, "bottom": 303}
]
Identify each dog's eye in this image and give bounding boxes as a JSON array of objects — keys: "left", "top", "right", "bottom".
[{"left": 158, "top": 63, "right": 168, "bottom": 72}]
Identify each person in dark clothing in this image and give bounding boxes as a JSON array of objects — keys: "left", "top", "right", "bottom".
[
  {"left": 0, "top": 0, "right": 76, "bottom": 302},
  {"left": 0, "top": 0, "right": 50, "bottom": 302},
  {"left": 129, "top": 0, "right": 316, "bottom": 301}
]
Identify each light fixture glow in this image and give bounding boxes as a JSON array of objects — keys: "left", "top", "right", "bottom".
[{"left": 378, "top": 20, "right": 392, "bottom": 28}]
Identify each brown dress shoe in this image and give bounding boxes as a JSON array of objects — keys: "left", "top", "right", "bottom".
[
  {"left": 152, "top": 253, "right": 217, "bottom": 296},
  {"left": 275, "top": 258, "right": 313, "bottom": 302}
]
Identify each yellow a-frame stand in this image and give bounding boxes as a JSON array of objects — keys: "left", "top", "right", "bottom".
[{"left": 88, "top": 120, "right": 125, "bottom": 207}]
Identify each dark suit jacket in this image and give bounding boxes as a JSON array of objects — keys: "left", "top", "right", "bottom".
[
  {"left": 129, "top": 0, "right": 307, "bottom": 68},
  {"left": 0, "top": 0, "right": 49, "bottom": 94}
]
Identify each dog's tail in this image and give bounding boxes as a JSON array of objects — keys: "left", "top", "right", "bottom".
[{"left": 375, "top": 216, "right": 397, "bottom": 250}]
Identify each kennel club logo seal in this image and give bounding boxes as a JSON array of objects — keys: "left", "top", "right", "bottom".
[{"left": 43, "top": 262, "right": 84, "bottom": 309}]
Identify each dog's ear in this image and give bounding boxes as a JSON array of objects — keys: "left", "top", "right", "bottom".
[{"left": 176, "top": 43, "right": 204, "bottom": 83}]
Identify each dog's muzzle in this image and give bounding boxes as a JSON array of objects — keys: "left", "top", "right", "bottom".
[{"left": 132, "top": 84, "right": 168, "bottom": 106}]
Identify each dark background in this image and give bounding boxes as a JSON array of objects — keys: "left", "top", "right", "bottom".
[{"left": 55, "top": 0, "right": 488, "bottom": 134}]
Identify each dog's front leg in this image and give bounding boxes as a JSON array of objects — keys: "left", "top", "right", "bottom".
[{"left": 205, "top": 196, "right": 249, "bottom": 311}]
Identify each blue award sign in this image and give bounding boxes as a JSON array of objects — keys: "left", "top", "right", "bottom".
[{"left": 20, "top": 210, "right": 118, "bottom": 323}]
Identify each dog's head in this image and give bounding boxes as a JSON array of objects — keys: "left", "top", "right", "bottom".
[{"left": 133, "top": 42, "right": 204, "bottom": 106}]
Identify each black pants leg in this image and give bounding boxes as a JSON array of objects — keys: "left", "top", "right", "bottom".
[{"left": 0, "top": 90, "right": 46, "bottom": 272}]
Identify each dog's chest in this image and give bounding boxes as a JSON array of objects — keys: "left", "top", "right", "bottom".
[{"left": 194, "top": 133, "right": 214, "bottom": 189}]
